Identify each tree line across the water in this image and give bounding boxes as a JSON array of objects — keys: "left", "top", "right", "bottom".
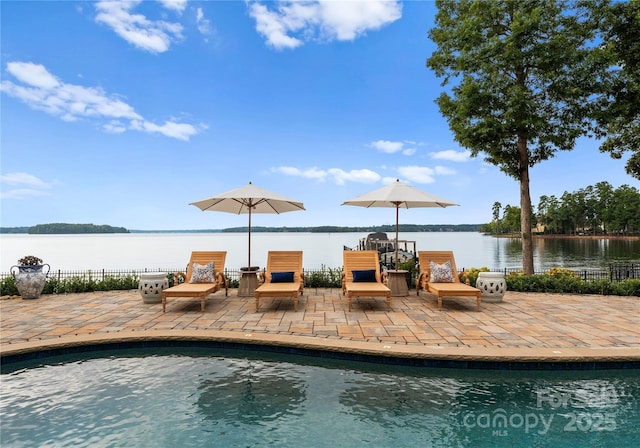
[
  {"left": 481, "top": 182, "right": 640, "bottom": 235},
  {"left": 0, "top": 223, "right": 481, "bottom": 234},
  {"left": 221, "top": 224, "right": 482, "bottom": 233},
  {"left": 0, "top": 223, "right": 130, "bottom": 234}
]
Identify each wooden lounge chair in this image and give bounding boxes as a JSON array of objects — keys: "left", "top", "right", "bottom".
[
  {"left": 254, "top": 251, "right": 304, "bottom": 312},
  {"left": 416, "top": 251, "right": 481, "bottom": 311},
  {"left": 161, "top": 251, "right": 228, "bottom": 312},
  {"left": 342, "top": 250, "right": 391, "bottom": 311}
]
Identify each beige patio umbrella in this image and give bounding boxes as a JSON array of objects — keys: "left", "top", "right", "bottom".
[
  {"left": 341, "top": 179, "right": 458, "bottom": 268},
  {"left": 190, "top": 182, "right": 305, "bottom": 268}
]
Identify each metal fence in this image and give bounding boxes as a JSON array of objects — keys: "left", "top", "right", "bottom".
[
  {"left": 455, "top": 265, "right": 639, "bottom": 282},
  {"left": 1, "top": 264, "right": 638, "bottom": 283}
]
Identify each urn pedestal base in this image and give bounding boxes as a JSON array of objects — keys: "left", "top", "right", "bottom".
[{"left": 238, "top": 268, "right": 259, "bottom": 297}]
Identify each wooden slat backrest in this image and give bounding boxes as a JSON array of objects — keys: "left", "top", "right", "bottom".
[
  {"left": 185, "top": 251, "right": 227, "bottom": 282},
  {"left": 343, "top": 250, "right": 382, "bottom": 283},
  {"left": 265, "top": 251, "right": 303, "bottom": 283},
  {"left": 417, "top": 251, "right": 461, "bottom": 284}
]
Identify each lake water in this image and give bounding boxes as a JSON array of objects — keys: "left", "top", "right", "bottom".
[{"left": 1, "top": 232, "right": 638, "bottom": 273}]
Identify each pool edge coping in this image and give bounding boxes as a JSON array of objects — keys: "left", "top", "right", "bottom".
[{"left": 2, "top": 330, "right": 639, "bottom": 364}]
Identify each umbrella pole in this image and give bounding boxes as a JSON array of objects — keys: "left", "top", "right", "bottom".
[
  {"left": 395, "top": 205, "right": 399, "bottom": 270},
  {"left": 248, "top": 206, "right": 252, "bottom": 268}
]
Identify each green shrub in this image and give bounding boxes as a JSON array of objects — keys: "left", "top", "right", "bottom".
[
  {"left": 0, "top": 276, "right": 18, "bottom": 296},
  {"left": 3, "top": 266, "right": 638, "bottom": 297},
  {"left": 459, "top": 266, "right": 491, "bottom": 286},
  {"left": 618, "top": 279, "right": 640, "bottom": 296},
  {"left": 305, "top": 266, "right": 342, "bottom": 288},
  {"left": 96, "top": 275, "right": 139, "bottom": 291},
  {"left": 545, "top": 267, "right": 579, "bottom": 279},
  {"left": 397, "top": 260, "right": 418, "bottom": 288},
  {"left": 505, "top": 273, "right": 640, "bottom": 296}
]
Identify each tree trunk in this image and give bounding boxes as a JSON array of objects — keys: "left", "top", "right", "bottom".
[{"left": 519, "top": 136, "right": 535, "bottom": 275}]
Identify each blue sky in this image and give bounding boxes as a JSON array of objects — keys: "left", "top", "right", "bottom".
[{"left": 1, "top": 0, "right": 635, "bottom": 231}]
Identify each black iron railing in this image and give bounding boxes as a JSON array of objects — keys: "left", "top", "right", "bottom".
[{"left": 1, "top": 264, "right": 638, "bottom": 283}]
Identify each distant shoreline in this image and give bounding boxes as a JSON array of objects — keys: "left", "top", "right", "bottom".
[
  {"left": 1, "top": 224, "right": 482, "bottom": 234},
  {"left": 493, "top": 234, "right": 639, "bottom": 240}
]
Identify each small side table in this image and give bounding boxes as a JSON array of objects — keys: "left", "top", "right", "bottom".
[
  {"left": 238, "top": 268, "right": 259, "bottom": 297},
  {"left": 139, "top": 272, "right": 168, "bottom": 304},
  {"left": 386, "top": 270, "right": 409, "bottom": 297},
  {"left": 476, "top": 272, "right": 506, "bottom": 303}
]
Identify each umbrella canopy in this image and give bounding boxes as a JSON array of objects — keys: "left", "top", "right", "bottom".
[
  {"left": 341, "top": 179, "right": 458, "bottom": 268},
  {"left": 190, "top": 182, "right": 305, "bottom": 268}
]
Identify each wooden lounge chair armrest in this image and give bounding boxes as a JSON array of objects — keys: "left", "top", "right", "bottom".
[
  {"left": 416, "top": 271, "right": 430, "bottom": 294},
  {"left": 381, "top": 271, "right": 388, "bottom": 285},
  {"left": 459, "top": 270, "right": 472, "bottom": 285},
  {"left": 173, "top": 272, "right": 187, "bottom": 284},
  {"left": 300, "top": 271, "right": 305, "bottom": 286}
]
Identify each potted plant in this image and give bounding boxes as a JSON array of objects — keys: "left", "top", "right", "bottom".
[{"left": 10, "top": 255, "right": 50, "bottom": 299}]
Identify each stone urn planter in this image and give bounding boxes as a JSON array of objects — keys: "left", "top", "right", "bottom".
[
  {"left": 476, "top": 272, "right": 507, "bottom": 303},
  {"left": 10, "top": 256, "right": 50, "bottom": 300},
  {"left": 138, "top": 272, "right": 169, "bottom": 304}
]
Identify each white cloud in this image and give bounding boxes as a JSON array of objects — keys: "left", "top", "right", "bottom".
[
  {"left": 327, "top": 168, "right": 381, "bottom": 185},
  {"left": 249, "top": 0, "right": 402, "bottom": 50},
  {"left": 430, "top": 149, "right": 471, "bottom": 162},
  {"left": 272, "top": 166, "right": 327, "bottom": 181},
  {"left": 371, "top": 139, "right": 403, "bottom": 154},
  {"left": 159, "top": 0, "right": 188, "bottom": 13},
  {"left": 434, "top": 165, "right": 456, "bottom": 175},
  {"left": 397, "top": 166, "right": 436, "bottom": 184},
  {"left": 4, "top": 61, "right": 60, "bottom": 89},
  {"left": 95, "top": 0, "right": 184, "bottom": 53},
  {"left": 131, "top": 119, "right": 199, "bottom": 141},
  {"left": 371, "top": 139, "right": 416, "bottom": 156},
  {"left": 103, "top": 120, "right": 128, "bottom": 134},
  {"left": 274, "top": 165, "right": 381, "bottom": 185},
  {"left": 1, "top": 61, "right": 201, "bottom": 141},
  {"left": 1, "top": 172, "right": 51, "bottom": 188},
  {"left": 0, "top": 172, "right": 54, "bottom": 199},
  {"left": 249, "top": 3, "right": 303, "bottom": 50},
  {"left": 0, "top": 189, "right": 51, "bottom": 200},
  {"left": 397, "top": 165, "right": 457, "bottom": 184},
  {"left": 402, "top": 147, "right": 416, "bottom": 156},
  {"left": 196, "top": 7, "right": 211, "bottom": 35}
]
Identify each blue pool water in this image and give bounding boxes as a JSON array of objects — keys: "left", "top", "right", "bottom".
[{"left": 1, "top": 347, "right": 638, "bottom": 447}]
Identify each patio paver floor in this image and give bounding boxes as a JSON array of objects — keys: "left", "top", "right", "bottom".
[{"left": 1, "top": 289, "right": 638, "bottom": 363}]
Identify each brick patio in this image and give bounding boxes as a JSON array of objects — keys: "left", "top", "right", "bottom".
[{"left": 1, "top": 288, "right": 639, "bottom": 363}]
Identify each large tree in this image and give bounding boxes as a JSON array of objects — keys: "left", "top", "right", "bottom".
[
  {"left": 593, "top": 0, "right": 640, "bottom": 179},
  {"left": 427, "top": 0, "right": 603, "bottom": 274}
]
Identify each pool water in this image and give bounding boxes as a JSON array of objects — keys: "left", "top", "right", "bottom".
[{"left": 1, "top": 348, "right": 639, "bottom": 447}]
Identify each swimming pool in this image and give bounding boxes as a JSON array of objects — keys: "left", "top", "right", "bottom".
[{"left": 1, "top": 347, "right": 639, "bottom": 447}]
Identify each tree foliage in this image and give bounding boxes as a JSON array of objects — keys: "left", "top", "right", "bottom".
[
  {"left": 486, "top": 181, "right": 640, "bottom": 235},
  {"left": 427, "top": 0, "right": 606, "bottom": 274},
  {"left": 222, "top": 224, "right": 481, "bottom": 233},
  {"left": 592, "top": 0, "right": 640, "bottom": 179},
  {"left": 28, "top": 223, "right": 129, "bottom": 234}
]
